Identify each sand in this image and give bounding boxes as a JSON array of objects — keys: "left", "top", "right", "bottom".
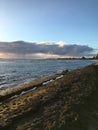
[{"left": 0, "top": 63, "right": 98, "bottom": 130}]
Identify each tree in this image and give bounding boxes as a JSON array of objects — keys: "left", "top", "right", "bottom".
[
  {"left": 81, "top": 56, "right": 86, "bottom": 59},
  {"left": 95, "top": 53, "right": 98, "bottom": 59}
]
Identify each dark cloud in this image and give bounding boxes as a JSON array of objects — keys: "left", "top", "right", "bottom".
[{"left": 0, "top": 41, "right": 94, "bottom": 58}]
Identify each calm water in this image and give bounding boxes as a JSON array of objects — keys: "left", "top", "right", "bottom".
[{"left": 0, "top": 59, "right": 97, "bottom": 88}]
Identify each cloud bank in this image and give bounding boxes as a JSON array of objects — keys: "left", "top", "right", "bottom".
[{"left": 0, "top": 41, "right": 94, "bottom": 59}]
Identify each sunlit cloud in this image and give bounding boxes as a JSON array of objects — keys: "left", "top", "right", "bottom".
[
  {"left": 57, "top": 41, "right": 65, "bottom": 48},
  {"left": 0, "top": 41, "right": 95, "bottom": 59}
]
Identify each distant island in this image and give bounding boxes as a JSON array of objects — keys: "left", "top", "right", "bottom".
[{"left": 56, "top": 53, "right": 98, "bottom": 60}]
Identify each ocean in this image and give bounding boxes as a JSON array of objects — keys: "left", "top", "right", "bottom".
[{"left": 0, "top": 59, "right": 97, "bottom": 89}]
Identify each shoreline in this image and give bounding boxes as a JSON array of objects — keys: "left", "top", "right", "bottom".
[
  {"left": 0, "top": 63, "right": 98, "bottom": 129},
  {"left": 0, "top": 70, "right": 68, "bottom": 104}
]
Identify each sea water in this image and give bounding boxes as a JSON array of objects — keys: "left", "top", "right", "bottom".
[{"left": 0, "top": 59, "right": 97, "bottom": 88}]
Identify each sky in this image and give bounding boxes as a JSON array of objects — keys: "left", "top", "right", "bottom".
[{"left": 0, "top": 0, "right": 98, "bottom": 59}]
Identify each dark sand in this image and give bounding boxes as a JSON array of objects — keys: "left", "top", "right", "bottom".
[{"left": 0, "top": 63, "right": 98, "bottom": 130}]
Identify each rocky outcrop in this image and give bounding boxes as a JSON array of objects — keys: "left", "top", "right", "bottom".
[{"left": 0, "top": 63, "right": 98, "bottom": 130}]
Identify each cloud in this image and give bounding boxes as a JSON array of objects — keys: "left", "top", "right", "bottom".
[
  {"left": 57, "top": 41, "right": 65, "bottom": 48},
  {"left": 0, "top": 41, "right": 95, "bottom": 59}
]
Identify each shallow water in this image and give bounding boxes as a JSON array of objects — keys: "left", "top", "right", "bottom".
[{"left": 0, "top": 59, "right": 97, "bottom": 88}]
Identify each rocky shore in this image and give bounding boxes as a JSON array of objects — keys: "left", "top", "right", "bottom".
[{"left": 0, "top": 63, "right": 98, "bottom": 130}]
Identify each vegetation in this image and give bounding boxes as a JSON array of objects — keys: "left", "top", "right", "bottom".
[{"left": 95, "top": 53, "right": 98, "bottom": 59}]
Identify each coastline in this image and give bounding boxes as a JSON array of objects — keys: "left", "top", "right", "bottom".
[
  {"left": 0, "top": 71, "right": 68, "bottom": 104},
  {"left": 0, "top": 63, "right": 98, "bottom": 130}
]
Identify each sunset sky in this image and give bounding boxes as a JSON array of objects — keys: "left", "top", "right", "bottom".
[{"left": 0, "top": 0, "right": 98, "bottom": 58}]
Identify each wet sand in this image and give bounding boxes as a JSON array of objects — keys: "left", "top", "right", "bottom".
[{"left": 0, "top": 63, "right": 98, "bottom": 130}]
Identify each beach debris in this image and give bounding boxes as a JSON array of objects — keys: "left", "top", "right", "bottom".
[
  {"left": 56, "top": 75, "right": 63, "bottom": 80},
  {"left": 20, "top": 87, "right": 37, "bottom": 95},
  {"left": 42, "top": 79, "right": 54, "bottom": 85}
]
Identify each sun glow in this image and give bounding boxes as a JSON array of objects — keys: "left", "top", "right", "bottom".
[
  {"left": 57, "top": 41, "right": 65, "bottom": 47},
  {"left": 0, "top": 53, "right": 23, "bottom": 59}
]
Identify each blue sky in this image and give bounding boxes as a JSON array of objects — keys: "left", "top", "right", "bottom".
[{"left": 0, "top": 0, "right": 98, "bottom": 58}]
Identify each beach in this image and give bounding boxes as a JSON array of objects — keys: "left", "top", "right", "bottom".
[{"left": 0, "top": 63, "right": 98, "bottom": 130}]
